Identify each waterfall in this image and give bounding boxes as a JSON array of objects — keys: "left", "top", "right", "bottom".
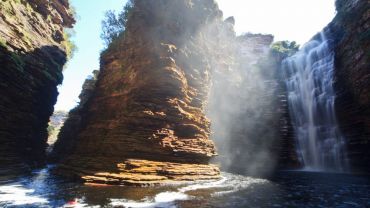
[{"left": 283, "top": 32, "right": 347, "bottom": 172}]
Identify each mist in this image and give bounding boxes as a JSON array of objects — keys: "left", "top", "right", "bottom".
[
  {"left": 126, "top": 0, "right": 285, "bottom": 177},
  {"left": 143, "top": 0, "right": 286, "bottom": 176},
  {"left": 206, "top": 27, "right": 283, "bottom": 177}
]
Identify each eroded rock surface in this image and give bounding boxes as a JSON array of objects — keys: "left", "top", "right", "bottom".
[
  {"left": 333, "top": 0, "right": 370, "bottom": 173},
  {"left": 54, "top": 0, "right": 235, "bottom": 185},
  {"left": 0, "top": 0, "right": 74, "bottom": 173}
]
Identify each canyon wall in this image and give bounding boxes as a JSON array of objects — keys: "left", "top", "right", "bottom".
[
  {"left": 208, "top": 34, "right": 299, "bottom": 176},
  {"left": 50, "top": 70, "right": 99, "bottom": 162},
  {"left": 0, "top": 0, "right": 74, "bottom": 174},
  {"left": 53, "top": 1, "right": 300, "bottom": 181},
  {"left": 53, "top": 0, "right": 238, "bottom": 185},
  {"left": 275, "top": 0, "right": 370, "bottom": 172},
  {"left": 333, "top": 0, "right": 370, "bottom": 173},
  {"left": 278, "top": 0, "right": 370, "bottom": 172},
  {"left": 271, "top": 47, "right": 300, "bottom": 170}
]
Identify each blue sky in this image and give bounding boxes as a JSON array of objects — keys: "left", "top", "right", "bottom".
[
  {"left": 54, "top": 0, "right": 128, "bottom": 111},
  {"left": 55, "top": 0, "right": 335, "bottom": 111}
]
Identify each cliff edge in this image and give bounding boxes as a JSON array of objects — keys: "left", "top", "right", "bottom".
[{"left": 0, "top": 0, "right": 74, "bottom": 174}]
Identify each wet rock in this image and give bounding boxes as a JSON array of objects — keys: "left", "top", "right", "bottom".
[
  {"left": 61, "top": 159, "right": 220, "bottom": 185},
  {"left": 333, "top": 0, "right": 370, "bottom": 173}
]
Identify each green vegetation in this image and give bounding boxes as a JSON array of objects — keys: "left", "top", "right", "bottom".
[
  {"left": 0, "top": 37, "right": 6, "bottom": 48},
  {"left": 62, "top": 29, "right": 77, "bottom": 60},
  {"left": 47, "top": 125, "right": 56, "bottom": 135},
  {"left": 101, "top": 0, "right": 134, "bottom": 47},
  {"left": 271, "top": 41, "right": 299, "bottom": 60},
  {"left": 1, "top": 1, "right": 15, "bottom": 15},
  {"left": 68, "top": 4, "right": 77, "bottom": 18},
  {"left": 47, "top": 110, "right": 69, "bottom": 145},
  {"left": 25, "top": 1, "right": 33, "bottom": 12}
]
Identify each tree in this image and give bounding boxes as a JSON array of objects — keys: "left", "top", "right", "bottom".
[
  {"left": 271, "top": 41, "right": 300, "bottom": 60},
  {"left": 100, "top": 0, "right": 134, "bottom": 46}
]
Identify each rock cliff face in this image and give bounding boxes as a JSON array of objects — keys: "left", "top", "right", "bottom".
[
  {"left": 54, "top": 0, "right": 237, "bottom": 185},
  {"left": 50, "top": 70, "right": 99, "bottom": 162},
  {"left": 47, "top": 110, "right": 68, "bottom": 147},
  {"left": 208, "top": 33, "right": 300, "bottom": 176},
  {"left": 277, "top": 0, "right": 370, "bottom": 172},
  {"left": 0, "top": 0, "right": 74, "bottom": 173},
  {"left": 333, "top": 0, "right": 370, "bottom": 173}
]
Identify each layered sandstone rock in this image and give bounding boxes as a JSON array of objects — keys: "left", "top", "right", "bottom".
[
  {"left": 333, "top": 0, "right": 370, "bottom": 173},
  {"left": 65, "top": 159, "right": 220, "bottom": 185},
  {"left": 54, "top": 0, "right": 234, "bottom": 185},
  {"left": 0, "top": 0, "right": 74, "bottom": 173},
  {"left": 50, "top": 70, "right": 100, "bottom": 162}
]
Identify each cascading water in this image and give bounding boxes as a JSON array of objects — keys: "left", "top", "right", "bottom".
[{"left": 283, "top": 31, "right": 347, "bottom": 172}]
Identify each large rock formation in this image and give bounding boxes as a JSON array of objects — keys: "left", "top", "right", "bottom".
[
  {"left": 0, "top": 0, "right": 74, "bottom": 174},
  {"left": 53, "top": 0, "right": 237, "bottom": 185},
  {"left": 333, "top": 0, "right": 370, "bottom": 173},
  {"left": 50, "top": 70, "right": 100, "bottom": 162}
]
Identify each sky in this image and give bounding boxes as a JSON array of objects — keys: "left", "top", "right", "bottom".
[
  {"left": 54, "top": 0, "right": 336, "bottom": 111},
  {"left": 54, "top": 0, "right": 128, "bottom": 111}
]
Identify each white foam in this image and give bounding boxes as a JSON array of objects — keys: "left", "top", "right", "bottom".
[
  {"left": 0, "top": 184, "right": 48, "bottom": 206},
  {"left": 179, "top": 176, "right": 227, "bottom": 192},
  {"left": 110, "top": 192, "right": 188, "bottom": 208},
  {"left": 154, "top": 192, "right": 188, "bottom": 202},
  {"left": 109, "top": 173, "right": 268, "bottom": 208},
  {"left": 179, "top": 173, "right": 267, "bottom": 197}
]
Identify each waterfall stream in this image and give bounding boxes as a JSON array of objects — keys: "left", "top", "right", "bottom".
[{"left": 283, "top": 32, "right": 347, "bottom": 172}]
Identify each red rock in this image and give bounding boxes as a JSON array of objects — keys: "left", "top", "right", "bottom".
[{"left": 54, "top": 0, "right": 228, "bottom": 184}]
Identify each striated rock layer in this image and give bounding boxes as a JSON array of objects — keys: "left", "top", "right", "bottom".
[
  {"left": 0, "top": 0, "right": 74, "bottom": 173},
  {"left": 333, "top": 0, "right": 370, "bottom": 173},
  {"left": 53, "top": 0, "right": 238, "bottom": 185}
]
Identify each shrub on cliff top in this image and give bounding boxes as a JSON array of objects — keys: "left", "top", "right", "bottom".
[
  {"left": 271, "top": 41, "right": 299, "bottom": 60},
  {"left": 0, "top": 37, "right": 6, "bottom": 48},
  {"left": 101, "top": 0, "right": 134, "bottom": 47},
  {"left": 62, "top": 29, "right": 77, "bottom": 60}
]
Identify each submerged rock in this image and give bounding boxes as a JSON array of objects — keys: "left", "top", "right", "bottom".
[{"left": 0, "top": 0, "right": 74, "bottom": 173}]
